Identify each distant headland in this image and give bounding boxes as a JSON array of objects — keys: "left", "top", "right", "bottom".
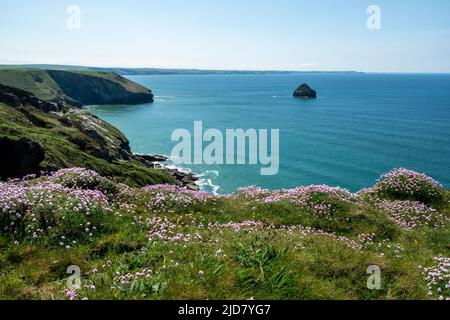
[{"left": 0, "top": 64, "right": 364, "bottom": 76}]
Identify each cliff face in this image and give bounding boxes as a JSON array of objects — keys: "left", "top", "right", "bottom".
[
  {"left": 0, "top": 83, "right": 170, "bottom": 186},
  {"left": 0, "top": 136, "right": 45, "bottom": 179},
  {"left": 47, "top": 70, "right": 154, "bottom": 105},
  {"left": 0, "top": 69, "right": 154, "bottom": 107}
]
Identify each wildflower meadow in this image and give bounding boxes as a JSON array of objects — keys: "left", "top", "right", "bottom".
[{"left": 0, "top": 168, "right": 449, "bottom": 300}]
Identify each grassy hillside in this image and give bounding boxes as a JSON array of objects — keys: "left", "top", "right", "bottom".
[
  {"left": 0, "top": 100, "right": 174, "bottom": 186},
  {"left": 0, "top": 79, "right": 174, "bottom": 187},
  {"left": 0, "top": 69, "right": 61, "bottom": 101},
  {"left": 0, "top": 168, "right": 448, "bottom": 300},
  {"left": 0, "top": 66, "right": 448, "bottom": 301},
  {"left": 0, "top": 69, "right": 153, "bottom": 105}
]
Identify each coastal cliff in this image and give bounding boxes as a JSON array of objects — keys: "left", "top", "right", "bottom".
[
  {"left": 0, "top": 69, "right": 154, "bottom": 107},
  {"left": 47, "top": 70, "right": 154, "bottom": 106},
  {"left": 0, "top": 69, "right": 449, "bottom": 301},
  {"left": 0, "top": 74, "right": 196, "bottom": 188}
]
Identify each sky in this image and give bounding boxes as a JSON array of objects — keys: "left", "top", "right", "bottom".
[{"left": 1, "top": 0, "right": 450, "bottom": 72}]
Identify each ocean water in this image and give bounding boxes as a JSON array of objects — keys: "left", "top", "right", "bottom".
[{"left": 89, "top": 73, "right": 450, "bottom": 194}]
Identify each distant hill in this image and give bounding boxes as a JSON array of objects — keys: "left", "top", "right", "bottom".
[
  {"left": 0, "top": 69, "right": 153, "bottom": 106},
  {"left": 0, "top": 64, "right": 363, "bottom": 76}
]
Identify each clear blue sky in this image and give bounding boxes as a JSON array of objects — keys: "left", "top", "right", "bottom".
[{"left": 1, "top": 0, "right": 449, "bottom": 72}]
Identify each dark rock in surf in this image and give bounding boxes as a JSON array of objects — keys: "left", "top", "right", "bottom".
[{"left": 293, "top": 83, "right": 317, "bottom": 99}]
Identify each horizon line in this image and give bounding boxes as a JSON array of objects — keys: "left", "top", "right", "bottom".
[{"left": 1, "top": 63, "right": 450, "bottom": 75}]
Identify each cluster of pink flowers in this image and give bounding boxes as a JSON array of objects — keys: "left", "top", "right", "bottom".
[
  {"left": 210, "top": 221, "right": 398, "bottom": 255},
  {"left": 236, "top": 186, "right": 273, "bottom": 199},
  {"left": 147, "top": 217, "right": 202, "bottom": 244},
  {"left": 0, "top": 182, "right": 29, "bottom": 218},
  {"left": 145, "top": 214, "right": 373, "bottom": 253},
  {"left": 115, "top": 184, "right": 139, "bottom": 202},
  {"left": 237, "top": 185, "right": 354, "bottom": 218},
  {"left": 374, "top": 168, "right": 442, "bottom": 200},
  {"left": 49, "top": 168, "right": 102, "bottom": 189},
  {"left": 117, "top": 203, "right": 138, "bottom": 215},
  {"left": 282, "top": 224, "right": 364, "bottom": 251},
  {"left": 355, "top": 187, "right": 377, "bottom": 198},
  {"left": 0, "top": 179, "right": 109, "bottom": 243},
  {"left": 423, "top": 256, "right": 450, "bottom": 300},
  {"left": 65, "top": 290, "right": 78, "bottom": 300},
  {"left": 378, "top": 200, "right": 447, "bottom": 230},
  {"left": 112, "top": 268, "right": 153, "bottom": 287},
  {"left": 142, "top": 184, "right": 211, "bottom": 213},
  {"left": 208, "top": 220, "right": 266, "bottom": 232}
]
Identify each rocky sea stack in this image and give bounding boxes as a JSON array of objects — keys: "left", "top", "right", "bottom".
[{"left": 293, "top": 83, "right": 317, "bottom": 99}]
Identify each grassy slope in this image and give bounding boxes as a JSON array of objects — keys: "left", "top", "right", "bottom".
[
  {"left": 68, "top": 71, "right": 150, "bottom": 94},
  {"left": 0, "top": 69, "right": 61, "bottom": 101},
  {"left": 0, "top": 102, "right": 173, "bottom": 187},
  {"left": 0, "top": 170, "right": 448, "bottom": 300},
  {"left": 0, "top": 67, "right": 448, "bottom": 300},
  {"left": 0, "top": 69, "right": 150, "bottom": 101}
]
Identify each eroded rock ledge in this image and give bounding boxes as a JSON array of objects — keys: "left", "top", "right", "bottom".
[{"left": 0, "top": 83, "right": 197, "bottom": 189}]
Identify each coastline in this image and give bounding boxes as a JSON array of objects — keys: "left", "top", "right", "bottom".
[
  {"left": 135, "top": 152, "right": 221, "bottom": 194},
  {"left": 91, "top": 73, "right": 450, "bottom": 193},
  {"left": 133, "top": 153, "right": 201, "bottom": 190},
  {"left": 1, "top": 69, "right": 449, "bottom": 302}
]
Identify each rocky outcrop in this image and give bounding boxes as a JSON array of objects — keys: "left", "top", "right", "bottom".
[
  {"left": 133, "top": 154, "right": 199, "bottom": 190},
  {"left": 0, "top": 84, "right": 59, "bottom": 112},
  {"left": 165, "top": 168, "right": 199, "bottom": 190},
  {"left": 47, "top": 70, "right": 154, "bottom": 106},
  {"left": 0, "top": 137, "right": 45, "bottom": 179},
  {"left": 293, "top": 83, "right": 317, "bottom": 99},
  {"left": 0, "top": 84, "right": 197, "bottom": 189},
  {"left": 0, "top": 69, "right": 154, "bottom": 108},
  {"left": 135, "top": 154, "right": 169, "bottom": 163},
  {"left": 60, "top": 109, "right": 133, "bottom": 162}
]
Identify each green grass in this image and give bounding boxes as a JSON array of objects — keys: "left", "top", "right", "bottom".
[
  {"left": 0, "top": 69, "right": 448, "bottom": 300},
  {"left": 0, "top": 174, "right": 448, "bottom": 300},
  {"left": 0, "top": 69, "right": 61, "bottom": 101},
  {"left": 0, "top": 68, "right": 151, "bottom": 102},
  {"left": 0, "top": 102, "right": 174, "bottom": 186},
  {"left": 64, "top": 71, "right": 150, "bottom": 94}
]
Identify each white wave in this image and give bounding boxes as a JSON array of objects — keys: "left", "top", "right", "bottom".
[
  {"left": 196, "top": 170, "right": 220, "bottom": 195},
  {"left": 155, "top": 155, "right": 221, "bottom": 194},
  {"left": 154, "top": 95, "right": 176, "bottom": 101},
  {"left": 154, "top": 95, "right": 176, "bottom": 99}
]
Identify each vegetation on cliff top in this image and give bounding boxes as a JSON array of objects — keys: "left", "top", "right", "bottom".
[
  {"left": 0, "top": 100, "right": 173, "bottom": 187},
  {"left": 0, "top": 69, "right": 153, "bottom": 106},
  {"left": 0, "top": 67, "right": 448, "bottom": 300},
  {"left": 0, "top": 74, "right": 174, "bottom": 187},
  {"left": 0, "top": 167, "right": 448, "bottom": 300}
]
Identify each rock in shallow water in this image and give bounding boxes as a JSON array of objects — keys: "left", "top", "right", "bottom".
[{"left": 293, "top": 83, "right": 317, "bottom": 99}]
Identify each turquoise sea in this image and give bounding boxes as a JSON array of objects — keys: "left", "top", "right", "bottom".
[{"left": 90, "top": 73, "right": 450, "bottom": 194}]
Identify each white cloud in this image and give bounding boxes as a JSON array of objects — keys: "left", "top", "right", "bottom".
[{"left": 299, "top": 63, "right": 318, "bottom": 67}]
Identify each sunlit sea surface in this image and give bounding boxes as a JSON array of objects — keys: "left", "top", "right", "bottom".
[{"left": 89, "top": 73, "right": 450, "bottom": 194}]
